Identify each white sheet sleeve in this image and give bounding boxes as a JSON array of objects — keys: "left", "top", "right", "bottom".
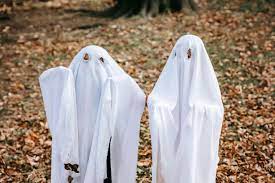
[
  {"left": 175, "top": 104, "right": 223, "bottom": 183},
  {"left": 148, "top": 100, "right": 178, "bottom": 183},
  {"left": 110, "top": 76, "right": 146, "bottom": 183},
  {"left": 39, "top": 67, "right": 80, "bottom": 179}
]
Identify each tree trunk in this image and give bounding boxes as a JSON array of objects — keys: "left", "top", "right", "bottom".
[{"left": 102, "top": 0, "right": 197, "bottom": 17}]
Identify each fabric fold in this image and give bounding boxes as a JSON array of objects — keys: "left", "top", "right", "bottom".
[{"left": 84, "top": 75, "right": 146, "bottom": 183}]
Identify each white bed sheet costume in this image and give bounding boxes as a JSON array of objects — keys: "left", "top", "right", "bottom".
[
  {"left": 148, "top": 35, "right": 224, "bottom": 183},
  {"left": 39, "top": 46, "right": 146, "bottom": 183}
]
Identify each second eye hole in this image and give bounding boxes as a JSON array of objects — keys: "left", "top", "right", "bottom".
[{"left": 99, "top": 57, "right": 104, "bottom": 63}]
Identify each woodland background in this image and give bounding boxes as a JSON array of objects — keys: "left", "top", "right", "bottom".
[{"left": 0, "top": 0, "right": 274, "bottom": 182}]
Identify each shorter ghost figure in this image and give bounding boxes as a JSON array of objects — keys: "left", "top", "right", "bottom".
[
  {"left": 148, "top": 35, "right": 224, "bottom": 183},
  {"left": 39, "top": 46, "right": 146, "bottom": 183}
]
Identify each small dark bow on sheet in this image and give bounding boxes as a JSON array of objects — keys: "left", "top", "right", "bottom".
[
  {"left": 99, "top": 57, "right": 104, "bottom": 63},
  {"left": 68, "top": 175, "right": 73, "bottom": 183},
  {"left": 64, "top": 163, "right": 79, "bottom": 173}
]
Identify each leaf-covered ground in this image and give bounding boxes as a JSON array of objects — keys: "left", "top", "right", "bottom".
[{"left": 0, "top": 0, "right": 274, "bottom": 182}]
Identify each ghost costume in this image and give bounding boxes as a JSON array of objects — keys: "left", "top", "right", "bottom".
[
  {"left": 39, "top": 46, "right": 145, "bottom": 183},
  {"left": 148, "top": 35, "right": 224, "bottom": 183}
]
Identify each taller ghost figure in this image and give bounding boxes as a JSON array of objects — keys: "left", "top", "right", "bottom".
[
  {"left": 148, "top": 35, "right": 224, "bottom": 183},
  {"left": 39, "top": 46, "right": 145, "bottom": 183}
]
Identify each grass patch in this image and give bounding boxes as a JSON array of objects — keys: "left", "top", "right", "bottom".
[
  {"left": 0, "top": 34, "right": 17, "bottom": 44},
  {"left": 239, "top": 0, "right": 274, "bottom": 13}
]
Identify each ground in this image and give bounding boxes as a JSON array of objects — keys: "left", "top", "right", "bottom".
[{"left": 0, "top": 0, "right": 274, "bottom": 182}]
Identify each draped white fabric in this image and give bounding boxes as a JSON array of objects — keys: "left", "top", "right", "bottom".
[
  {"left": 39, "top": 45, "right": 145, "bottom": 183},
  {"left": 39, "top": 67, "right": 80, "bottom": 182},
  {"left": 148, "top": 35, "right": 224, "bottom": 183}
]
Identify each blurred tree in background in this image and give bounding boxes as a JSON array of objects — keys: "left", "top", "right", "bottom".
[
  {"left": 1, "top": 0, "right": 275, "bottom": 18},
  {"left": 0, "top": 0, "right": 23, "bottom": 20},
  {"left": 105, "top": 0, "right": 197, "bottom": 17}
]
